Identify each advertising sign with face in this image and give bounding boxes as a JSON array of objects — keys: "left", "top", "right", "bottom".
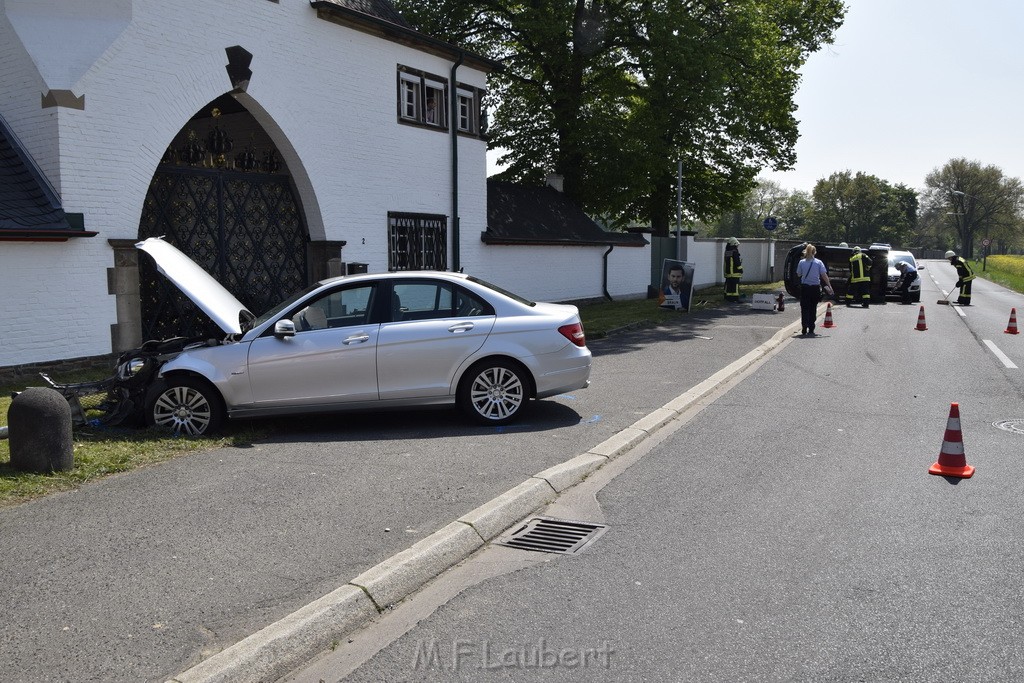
[{"left": 658, "top": 259, "right": 695, "bottom": 311}]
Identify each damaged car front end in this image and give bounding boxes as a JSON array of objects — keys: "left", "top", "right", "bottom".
[
  {"left": 39, "top": 336, "right": 207, "bottom": 428},
  {"left": 37, "top": 236, "right": 254, "bottom": 432}
]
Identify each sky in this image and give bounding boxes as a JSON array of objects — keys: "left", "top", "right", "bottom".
[
  {"left": 760, "top": 0, "right": 1024, "bottom": 194},
  {"left": 487, "top": 1, "right": 1024, "bottom": 195}
]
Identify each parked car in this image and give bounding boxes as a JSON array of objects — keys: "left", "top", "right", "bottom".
[
  {"left": 44, "top": 237, "right": 592, "bottom": 436},
  {"left": 885, "top": 250, "right": 922, "bottom": 302}
]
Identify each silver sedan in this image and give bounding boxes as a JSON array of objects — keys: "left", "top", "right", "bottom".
[{"left": 136, "top": 238, "right": 591, "bottom": 436}]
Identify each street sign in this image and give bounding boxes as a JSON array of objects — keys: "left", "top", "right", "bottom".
[
  {"left": 763, "top": 216, "right": 778, "bottom": 231},
  {"left": 982, "top": 238, "right": 991, "bottom": 247}
]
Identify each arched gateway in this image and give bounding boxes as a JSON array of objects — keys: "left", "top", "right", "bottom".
[{"left": 137, "top": 94, "right": 308, "bottom": 340}]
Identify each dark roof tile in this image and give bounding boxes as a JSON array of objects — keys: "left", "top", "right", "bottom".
[
  {"left": 484, "top": 180, "right": 646, "bottom": 247},
  {"left": 0, "top": 117, "right": 73, "bottom": 231},
  {"left": 314, "top": 0, "right": 411, "bottom": 28}
]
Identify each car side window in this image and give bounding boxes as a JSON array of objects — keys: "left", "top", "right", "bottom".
[
  {"left": 388, "top": 281, "right": 495, "bottom": 322},
  {"left": 292, "top": 285, "right": 375, "bottom": 331},
  {"left": 455, "top": 287, "right": 493, "bottom": 317},
  {"left": 391, "top": 281, "right": 453, "bottom": 322}
]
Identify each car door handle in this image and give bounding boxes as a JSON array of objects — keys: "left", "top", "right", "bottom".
[
  {"left": 343, "top": 333, "right": 371, "bottom": 345},
  {"left": 448, "top": 323, "right": 474, "bottom": 333}
]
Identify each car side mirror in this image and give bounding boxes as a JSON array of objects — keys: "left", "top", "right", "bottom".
[
  {"left": 274, "top": 319, "right": 296, "bottom": 338},
  {"left": 918, "top": 265, "right": 925, "bottom": 270}
]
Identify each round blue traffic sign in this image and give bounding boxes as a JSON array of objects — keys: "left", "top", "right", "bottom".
[{"left": 763, "top": 217, "right": 778, "bottom": 231}]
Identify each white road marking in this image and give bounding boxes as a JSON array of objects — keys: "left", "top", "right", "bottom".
[{"left": 983, "top": 339, "right": 1018, "bottom": 369}]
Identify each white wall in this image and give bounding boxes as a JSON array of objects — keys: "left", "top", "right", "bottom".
[
  {"left": 474, "top": 244, "right": 649, "bottom": 303},
  {"left": 687, "top": 237, "right": 777, "bottom": 289}
]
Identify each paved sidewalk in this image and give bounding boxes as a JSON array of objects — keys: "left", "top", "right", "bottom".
[{"left": 0, "top": 298, "right": 806, "bottom": 683}]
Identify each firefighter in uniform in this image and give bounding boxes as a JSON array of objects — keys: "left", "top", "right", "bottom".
[
  {"left": 724, "top": 237, "right": 743, "bottom": 302},
  {"left": 945, "top": 250, "right": 976, "bottom": 305},
  {"left": 845, "top": 246, "right": 873, "bottom": 308}
]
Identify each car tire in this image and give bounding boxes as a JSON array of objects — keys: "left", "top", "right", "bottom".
[
  {"left": 912, "top": 292, "right": 921, "bottom": 303},
  {"left": 457, "top": 358, "right": 530, "bottom": 425},
  {"left": 146, "top": 376, "right": 225, "bottom": 436}
]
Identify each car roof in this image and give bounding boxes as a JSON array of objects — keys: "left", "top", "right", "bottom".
[{"left": 315, "top": 270, "right": 471, "bottom": 287}]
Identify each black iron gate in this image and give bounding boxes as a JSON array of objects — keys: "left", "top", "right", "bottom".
[{"left": 138, "top": 167, "right": 308, "bottom": 340}]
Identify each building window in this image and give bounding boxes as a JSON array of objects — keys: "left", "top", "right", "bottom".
[
  {"left": 388, "top": 213, "right": 448, "bottom": 271},
  {"left": 397, "top": 67, "right": 447, "bottom": 129},
  {"left": 400, "top": 73, "right": 420, "bottom": 121},
  {"left": 424, "top": 80, "right": 446, "bottom": 127},
  {"left": 457, "top": 89, "right": 476, "bottom": 133},
  {"left": 397, "top": 68, "right": 486, "bottom": 137}
]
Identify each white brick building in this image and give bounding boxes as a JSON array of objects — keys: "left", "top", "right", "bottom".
[{"left": 0, "top": 0, "right": 650, "bottom": 371}]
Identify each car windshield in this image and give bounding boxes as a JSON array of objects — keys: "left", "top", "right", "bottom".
[
  {"left": 889, "top": 254, "right": 916, "bottom": 268},
  {"left": 247, "top": 283, "right": 322, "bottom": 331},
  {"left": 467, "top": 275, "right": 536, "bottom": 307}
]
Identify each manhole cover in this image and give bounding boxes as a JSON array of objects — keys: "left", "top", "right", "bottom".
[
  {"left": 496, "top": 516, "right": 608, "bottom": 555},
  {"left": 993, "top": 419, "right": 1024, "bottom": 435}
]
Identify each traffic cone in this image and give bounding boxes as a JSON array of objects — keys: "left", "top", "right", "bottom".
[
  {"left": 915, "top": 305, "right": 928, "bottom": 331},
  {"left": 822, "top": 303, "right": 836, "bottom": 328},
  {"left": 1005, "top": 308, "right": 1019, "bottom": 335},
  {"left": 928, "top": 402, "right": 975, "bottom": 478}
]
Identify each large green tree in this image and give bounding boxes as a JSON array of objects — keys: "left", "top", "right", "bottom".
[
  {"left": 921, "top": 158, "right": 1024, "bottom": 259},
  {"left": 804, "top": 171, "right": 917, "bottom": 247},
  {"left": 395, "top": 0, "right": 845, "bottom": 234}
]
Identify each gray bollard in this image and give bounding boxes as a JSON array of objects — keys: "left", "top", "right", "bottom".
[{"left": 8, "top": 387, "right": 74, "bottom": 473}]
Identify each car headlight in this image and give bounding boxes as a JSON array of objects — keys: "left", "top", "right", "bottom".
[{"left": 117, "top": 357, "right": 147, "bottom": 379}]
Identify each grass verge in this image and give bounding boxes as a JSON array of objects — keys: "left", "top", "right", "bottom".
[
  {"left": 0, "top": 281, "right": 785, "bottom": 507},
  {"left": 977, "top": 254, "right": 1024, "bottom": 294}
]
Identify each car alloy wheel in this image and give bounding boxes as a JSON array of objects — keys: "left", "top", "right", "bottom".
[
  {"left": 459, "top": 359, "right": 528, "bottom": 425},
  {"left": 147, "top": 377, "right": 225, "bottom": 436}
]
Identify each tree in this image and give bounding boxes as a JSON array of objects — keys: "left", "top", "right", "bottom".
[
  {"left": 921, "top": 158, "right": 1024, "bottom": 259},
  {"left": 707, "top": 178, "right": 789, "bottom": 238},
  {"left": 394, "top": 0, "right": 846, "bottom": 234},
  {"left": 804, "top": 171, "right": 916, "bottom": 247},
  {"left": 775, "top": 190, "right": 812, "bottom": 239}
]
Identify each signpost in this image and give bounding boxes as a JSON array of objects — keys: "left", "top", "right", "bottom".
[
  {"left": 982, "top": 237, "right": 991, "bottom": 271},
  {"left": 763, "top": 217, "right": 778, "bottom": 280}
]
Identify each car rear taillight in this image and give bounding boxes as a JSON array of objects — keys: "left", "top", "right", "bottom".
[{"left": 558, "top": 322, "right": 587, "bottom": 347}]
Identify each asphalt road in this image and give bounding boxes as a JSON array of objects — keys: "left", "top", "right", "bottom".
[
  {"left": 295, "top": 264, "right": 1024, "bottom": 682},
  {"left": 0, "top": 296, "right": 802, "bottom": 683}
]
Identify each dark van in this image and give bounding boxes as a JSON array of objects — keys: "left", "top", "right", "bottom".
[{"left": 784, "top": 243, "right": 889, "bottom": 302}]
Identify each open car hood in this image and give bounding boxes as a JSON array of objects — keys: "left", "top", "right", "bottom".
[{"left": 136, "top": 237, "right": 252, "bottom": 335}]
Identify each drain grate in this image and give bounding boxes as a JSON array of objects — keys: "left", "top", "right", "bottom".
[
  {"left": 496, "top": 516, "right": 608, "bottom": 555},
  {"left": 994, "top": 419, "right": 1024, "bottom": 435}
]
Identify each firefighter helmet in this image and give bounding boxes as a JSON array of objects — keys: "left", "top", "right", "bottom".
[
  {"left": 945, "top": 250, "right": 956, "bottom": 259},
  {"left": 726, "top": 237, "right": 739, "bottom": 246}
]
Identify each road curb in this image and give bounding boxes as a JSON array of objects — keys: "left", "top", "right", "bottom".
[
  {"left": 349, "top": 521, "right": 484, "bottom": 609},
  {"left": 167, "top": 585, "right": 375, "bottom": 683},
  {"left": 458, "top": 478, "right": 557, "bottom": 541},
  {"left": 165, "top": 315, "right": 804, "bottom": 683},
  {"left": 533, "top": 453, "right": 608, "bottom": 492}
]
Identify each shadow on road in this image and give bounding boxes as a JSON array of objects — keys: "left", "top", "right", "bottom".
[{"left": 246, "top": 400, "right": 585, "bottom": 444}]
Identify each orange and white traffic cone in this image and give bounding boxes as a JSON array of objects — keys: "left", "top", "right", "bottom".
[
  {"left": 915, "top": 305, "right": 928, "bottom": 331},
  {"left": 928, "top": 402, "right": 975, "bottom": 478},
  {"left": 1005, "top": 308, "right": 1020, "bottom": 335},
  {"left": 822, "top": 302, "right": 836, "bottom": 328}
]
